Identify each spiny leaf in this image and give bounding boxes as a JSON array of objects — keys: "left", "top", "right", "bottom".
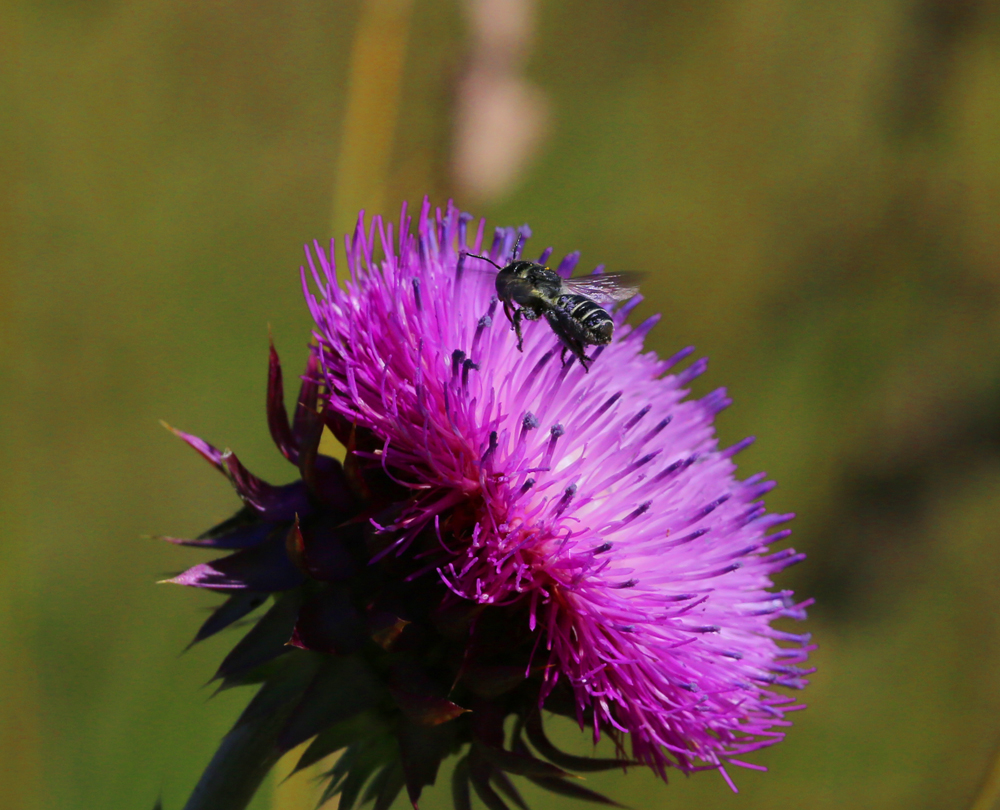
[
  {"left": 389, "top": 687, "right": 468, "bottom": 727},
  {"left": 278, "top": 654, "right": 384, "bottom": 753},
  {"left": 195, "top": 507, "right": 258, "bottom": 540},
  {"left": 524, "top": 776, "right": 627, "bottom": 808},
  {"left": 167, "top": 520, "right": 275, "bottom": 550},
  {"left": 321, "top": 737, "right": 396, "bottom": 810},
  {"left": 287, "top": 583, "right": 366, "bottom": 655},
  {"left": 523, "top": 712, "right": 634, "bottom": 772},
  {"left": 234, "top": 652, "right": 322, "bottom": 731},
  {"left": 213, "top": 590, "right": 301, "bottom": 685},
  {"left": 188, "top": 592, "right": 268, "bottom": 648},
  {"left": 368, "top": 760, "right": 406, "bottom": 810},
  {"left": 168, "top": 533, "right": 303, "bottom": 592},
  {"left": 452, "top": 756, "right": 472, "bottom": 810},
  {"left": 469, "top": 751, "right": 512, "bottom": 810},
  {"left": 462, "top": 664, "right": 528, "bottom": 699},
  {"left": 399, "top": 719, "right": 458, "bottom": 805},
  {"left": 491, "top": 769, "right": 529, "bottom": 810},
  {"left": 476, "top": 743, "right": 572, "bottom": 779},
  {"left": 292, "top": 710, "right": 384, "bottom": 774},
  {"left": 362, "top": 760, "right": 396, "bottom": 805},
  {"left": 266, "top": 337, "right": 298, "bottom": 463}
]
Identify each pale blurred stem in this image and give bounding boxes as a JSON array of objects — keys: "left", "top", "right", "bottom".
[
  {"left": 970, "top": 740, "right": 1000, "bottom": 810},
  {"left": 182, "top": 709, "right": 292, "bottom": 810},
  {"left": 332, "top": 0, "right": 414, "bottom": 239}
]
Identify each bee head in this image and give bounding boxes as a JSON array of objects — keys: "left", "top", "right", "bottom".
[
  {"left": 494, "top": 260, "right": 540, "bottom": 301},
  {"left": 504, "top": 260, "right": 537, "bottom": 279}
]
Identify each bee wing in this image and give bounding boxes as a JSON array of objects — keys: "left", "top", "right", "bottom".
[{"left": 561, "top": 272, "right": 644, "bottom": 303}]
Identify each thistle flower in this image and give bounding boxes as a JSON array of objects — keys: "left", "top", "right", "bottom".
[{"left": 164, "top": 200, "right": 813, "bottom": 810}]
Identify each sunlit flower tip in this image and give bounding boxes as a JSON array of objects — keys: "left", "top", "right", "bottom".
[{"left": 165, "top": 198, "right": 813, "bottom": 810}]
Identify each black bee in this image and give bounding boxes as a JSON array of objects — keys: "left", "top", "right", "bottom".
[{"left": 467, "top": 237, "right": 642, "bottom": 371}]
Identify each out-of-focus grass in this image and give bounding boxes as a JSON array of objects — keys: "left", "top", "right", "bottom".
[{"left": 4, "top": 1, "right": 1000, "bottom": 809}]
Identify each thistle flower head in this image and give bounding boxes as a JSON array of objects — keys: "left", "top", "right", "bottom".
[{"left": 165, "top": 200, "right": 813, "bottom": 810}]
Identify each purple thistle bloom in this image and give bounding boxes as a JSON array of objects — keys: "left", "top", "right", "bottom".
[{"left": 164, "top": 199, "right": 813, "bottom": 810}]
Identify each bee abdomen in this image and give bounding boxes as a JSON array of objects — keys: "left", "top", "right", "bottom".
[{"left": 560, "top": 294, "right": 615, "bottom": 345}]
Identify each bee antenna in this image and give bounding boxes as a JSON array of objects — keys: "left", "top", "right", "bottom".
[
  {"left": 511, "top": 232, "right": 524, "bottom": 261},
  {"left": 464, "top": 251, "right": 503, "bottom": 271}
]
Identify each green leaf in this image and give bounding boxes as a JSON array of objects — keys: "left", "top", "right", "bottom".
[
  {"left": 188, "top": 591, "right": 268, "bottom": 649},
  {"left": 369, "top": 760, "right": 406, "bottom": 810},
  {"left": 477, "top": 742, "right": 572, "bottom": 779},
  {"left": 388, "top": 687, "right": 467, "bottom": 727},
  {"left": 338, "top": 761, "right": 381, "bottom": 810},
  {"left": 293, "top": 709, "right": 385, "bottom": 774},
  {"left": 398, "top": 718, "right": 458, "bottom": 805},
  {"left": 524, "top": 776, "right": 627, "bottom": 808},
  {"left": 323, "top": 737, "right": 396, "bottom": 810},
  {"left": 213, "top": 590, "right": 301, "bottom": 684},
  {"left": 462, "top": 664, "right": 528, "bottom": 699},
  {"left": 278, "top": 654, "right": 384, "bottom": 752},
  {"left": 321, "top": 743, "right": 362, "bottom": 796},
  {"left": 469, "top": 751, "right": 512, "bottom": 810},
  {"left": 523, "top": 712, "right": 634, "bottom": 772},
  {"left": 490, "top": 769, "right": 529, "bottom": 810},
  {"left": 235, "top": 651, "right": 322, "bottom": 731},
  {"left": 452, "top": 756, "right": 472, "bottom": 810}
]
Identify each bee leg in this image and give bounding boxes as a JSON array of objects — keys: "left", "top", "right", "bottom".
[
  {"left": 503, "top": 300, "right": 525, "bottom": 350},
  {"left": 512, "top": 307, "right": 541, "bottom": 351},
  {"left": 502, "top": 300, "right": 515, "bottom": 326},
  {"left": 559, "top": 346, "right": 590, "bottom": 372},
  {"left": 544, "top": 308, "right": 589, "bottom": 371},
  {"left": 512, "top": 307, "right": 525, "bottom": 351}
]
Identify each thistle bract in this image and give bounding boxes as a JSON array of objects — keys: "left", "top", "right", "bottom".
[{"left": 165, "top": 200, "right": 813, "bottom": 810}]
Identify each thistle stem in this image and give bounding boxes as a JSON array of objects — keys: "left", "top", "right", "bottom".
[{"left": 181, "top": 710, "right": 290, "bottom": 810}]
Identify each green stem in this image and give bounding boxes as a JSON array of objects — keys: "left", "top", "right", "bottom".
[{"left": 182, "top": 710, "right": 290, "bottom": 810}]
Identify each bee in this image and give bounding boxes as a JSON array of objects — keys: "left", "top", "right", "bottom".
[{"left": 467, "top": 236, "right": 642, "bottom": 371}]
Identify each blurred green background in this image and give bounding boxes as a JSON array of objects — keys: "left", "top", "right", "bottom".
[{"left": 5, "top": 1, "right": 1000, "bottom": 808}]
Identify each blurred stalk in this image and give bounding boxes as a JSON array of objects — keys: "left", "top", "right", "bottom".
[
  {"left": 0, "top": 633, "right": 43, "bottom": 810},
  {"left": 971, "top": 742, "right": 1000, "bottom": 810},
  {"left": 451, "top": 0, "right": 548, "bottom": 203},
  {"left": 0, "top": 9, "right": 40, "bottom": 809},
  {"left": 331, "top": 0, "right": 415, "bottom": 239}
]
